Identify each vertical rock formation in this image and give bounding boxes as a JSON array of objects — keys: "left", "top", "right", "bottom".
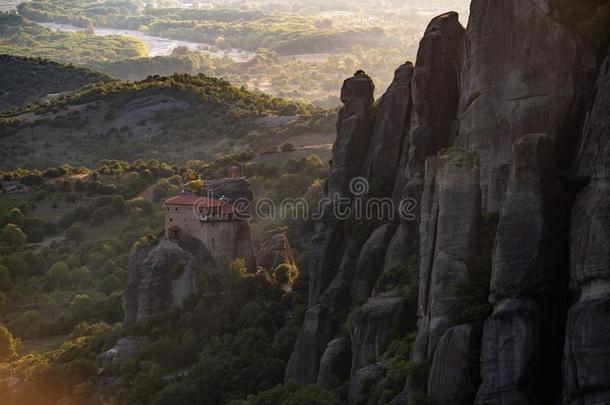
[
  {"left": 563, "top": 50, "right": 610, "bottom": 405},
  {"left": 349, "top": 295, "right": 405, "bottom": 375},
  {"left": 308, "top": 71, "right": 376, "bottom": 307},
  {"left": 327, "top": 71, "right": 375, "bottom": 199},
  {"left": 412, "top": 150, "right": 481, "bottom": 362},
  {"left": 393, "top": 11, "right": 464, "bottom": 202},
  {"left": 476, "top": 134, "right": 568, "bottom": 404},
  {"left": 428, "top": 325, "right": 478, "bottom": 405},
  {"left": 123, "top": 235, "right": 215, "bottom": 329},
  {"left": 455, "top": 0, "right": 590, "bottom": 212},
  {"left": 317, "top": 337, "right": 351, "bottom": 386},
  {"left": 287, "top": 8, "right": 467, "bottom": 392},
  {"left": 285, "top": 2, "right": 607, "bottom": 402}
]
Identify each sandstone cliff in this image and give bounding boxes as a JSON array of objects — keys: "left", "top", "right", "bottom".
[{"left": 285, "top": 1, "right": 610, "bottom": 403}]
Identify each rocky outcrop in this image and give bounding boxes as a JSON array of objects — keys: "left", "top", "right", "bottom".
[
  {"left": 362, "top": 62, "right": 413, "bottom": 197},
  {"left": 123, "top": 235, "right": 215, "bottom": 329},
  {"left": 563, "top": 50, "right": 610, "bottom": 405},
  {"left": 203, "top": 178, "right": 253, "bottom": 202},
  {"left": 256, "top": 228, "right": 296, "bottom": 272},
  {"left": 455, "top": 0, "right": 591, "bottom": 212},
  {"left": 96, "top": 337, "right": 140, "bottom": 375},
  {"left": 327, "top": 71, "right": 375, "bottom": 199},
  {"left": 428, "top": 325, "right": 477, "bottom": 405},
  {"left": 350, "top": 295, "right": 405, "bottom": 374},
  {"left": 393, "top": 11, "right": 464, "bottom": 203},
  {"left": 317, "top": 338, "right": 351, "bottom": 386},
  {"left": 476, "top": 134, "right": 568, "bottom": 404}
]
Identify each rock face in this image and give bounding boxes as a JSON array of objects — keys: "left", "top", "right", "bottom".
[
  {"left": 328, "top": 71, "right": 375, "bottom": 199},
  {"left": 412, "top": 150, "right": 481, "bottom": 363},
  {"left": 350, "top": 224, "right": 396, "bottom": 305},
  {"left": 363, "top": 62, "right": 413, "bottom": 197},
  {"left": 96, "top": 337, "right": 140, "bottom": 375},
  {"left": 317, "top": 338, "right": 351, "bottom": 385},
  {"left": 348, "top": 362, "right": 385, "bottom": 405},
  {"left": 284, "top": 2, "right": 609, "bottom": 403},
  {"left": 350, "top": 295, "right": 405, "bottom": 374},
  {"left": 256, "top": 228, "right": 296, "bottom": 272},
  {"left": 563, "top": 50, "right": 610, "bottom": 405},
  {"left": 428, "top": 325, "right": 477, "bottom": 405},
  {"left": 476, "top": 134, "right": 568, "bottom": 404},
  {"left": 455, "top": 0, "right": 590, "bottom": 212},
  {"left": 394, "top": 11, "right": 464, "bottom": 202},
  {"left": 123, "top": 235, "right": 215, "bottom": 329},
  {"left": 285, "top": 303, "right": 332, "bottom": 384}
]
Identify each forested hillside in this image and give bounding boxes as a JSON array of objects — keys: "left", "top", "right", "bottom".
[
  {"left": 0, "top": 55, "right": 111, "bottom": 111},
  {"left": 0, "top": 72, "right": 334, "bottom": 170}
]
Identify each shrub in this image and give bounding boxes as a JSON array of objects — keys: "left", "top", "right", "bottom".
[
  {"left": 0, "top": 223, "right": 27, "bottom": 247},
  {"left": 0, "top": 325, "right": 17, "bottom": 361}
]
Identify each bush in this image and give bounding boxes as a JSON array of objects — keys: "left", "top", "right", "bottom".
[
  {"left": 91, "top": 206, "right": 115, "bottom": 226},
  {"left": 0, "top": 223, "right": 27, "bottom": 248},
  {"left": 66, "top": 222, "right": 87, "bottom": 243},
  {"left": 0, "top": 325, "right": 17, "bottom": 361}
]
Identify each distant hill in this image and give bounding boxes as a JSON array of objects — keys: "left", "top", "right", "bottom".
[
  {"left": 0, "top": 72, "right": 334, "bottom": 170},
  {"left": 0, "top": 54, "right": 112, "bottom": 111}
]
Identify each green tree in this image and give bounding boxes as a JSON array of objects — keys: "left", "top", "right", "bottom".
[
  {"left": 100, "top": 275, "right": 122, "bottom": 295},
  {"left": 0, "top": 325, "right": 17, "bottom": 361},
  {"left": 8, "top": 208, "right": 23, "bottom": 226},
  {"left": 47, "top": 261, "right": 70, "bottom": 288},
  {"left": 66, "top": 222, "right": 87, "bottom": 243},
  {"left": 0, "top": 223, "right": 27, "bottom": 247}
]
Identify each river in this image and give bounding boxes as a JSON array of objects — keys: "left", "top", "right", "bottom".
[{"left": 38, "top": 22, "right": 255, "bottom": 62}]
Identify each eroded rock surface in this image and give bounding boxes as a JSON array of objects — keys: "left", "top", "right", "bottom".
[{"left": 123, "top": 235, "right": 214, "bottom": 329}]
